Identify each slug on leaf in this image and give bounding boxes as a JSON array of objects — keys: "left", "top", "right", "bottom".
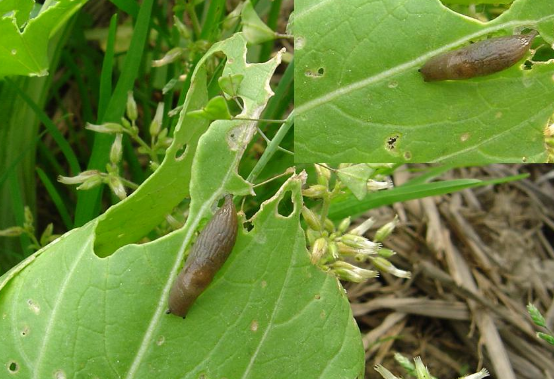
[
  {"left": 419, "top": 31, "right": 538, "bottom": 82},
  {"left": 167, "top": 195, "right": 238, "bottom": 318}
]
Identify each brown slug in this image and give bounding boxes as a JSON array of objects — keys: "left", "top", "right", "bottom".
[
  {"left": 167, "top": 195, "right": 238, "bottom": 318},
  {"left": 419, "top": 31, "right": 538, "bottom": 82}
]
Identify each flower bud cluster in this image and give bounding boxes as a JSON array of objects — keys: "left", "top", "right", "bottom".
[
  {"left": 302, "top": 164, "right": 409, "bottom": 283},
  {"left": 61, "top": 92, "right": 172, "bottom": 199}
]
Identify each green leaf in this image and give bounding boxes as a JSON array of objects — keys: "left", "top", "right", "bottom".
[
  {"left": 0, "top": 174, "right": 364, "bottom": 378},
  {"left": 328, "top": 173, "right": 527, "bottom": 220},
  {"left": 0, "top": 0, "right": 86, "bottom": 77},
  {"left": 218, "top": 73, "right": 244, "bottom": 98},
  {"left": 295, "top": 0, "right": 554, "bottom": 163},
  {"left": 187, "top": 95, "right": 232, "bottom": 120},
  {"left": 337, "top": 164, "right": 373, "bottom": 200},
  {"left": 241, "top": 0, "right": 277, "bottom": 44}
]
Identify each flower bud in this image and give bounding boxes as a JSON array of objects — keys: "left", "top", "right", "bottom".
[
  {"left": 370, "top": 257, "right": 411, "bottom": 279},
  {"left": 337, "top": 217, "right": 351, "bottom": 234},
  {"left": 340, "top": 234, "right": 380, "bottom": 252},
  {"left": 330, "top": 261, "right": 378, "bottom": 283},
  {"left": 126, "top": 91, "right": 138, "bottom": 122},
  {"left": 24, "top": 206, "right": 33, "bottom": 226},
  {"left": 373, "top": 365, "right": 397, "bottom": 379},
  {"left": 374, "top": 215, "right": 398, "bottom": 242},
  {"left": 327, "top": 241, "right": 339, "bottom": 260},
  {"left": 302, "top": 206, "right": 322, "bottom": 231},
  {"left": 58, "top": 170, "right": 101, "bottom": 185},
  {"left": 152, "top": 47, "right": 184, "bottom": 67},
  {"left": 173, "top": 16, "right": 191, "bottom": 39},
  {"left": 108, "top": 176, "right": 127, "bottom": 200},
  {"left": 463, "top": 368, "right": 490, "bottom": 379},
  {"left": 349, "top": 217, "right": 375, "bottom": 236},
  {"left": 0, "top": 226, "right": 25, "bottom": 237},
  {"left": 40, "top": 223, "right": 54, "bottom": 246},
  {"left": 336, "top": 242, "right": 360, "bottom": 257},
  {"left": 302, "top": 185, "right": 327, "bottom": 198},
  {"left": 324, "top": 218, "right": 335, "bottom": 233},
  {"left": 85, "top": 122, "right": 123, "bottom": 134},
  {"left": 121, "top": 117, "right": 132, "bottom": 130},
  {"left": 110, "top": 133, "right": 123, "bottom": 165},
  {"left": 315, "top": 164, "right": 331, "bottom": 182},
  {"left": 150, "top": 102, "right": 164, "bottom": 138},
  {"left": 77, "top": 175, "right": 103, "bottom": 190},
  {"left": 377, "top": 248, "right": 396, "bottom": 258},
  {"left": 311, "top": 238, "right": 328, "bottom": 264}
]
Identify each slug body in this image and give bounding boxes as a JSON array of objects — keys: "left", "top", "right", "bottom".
[
  {"left": 420, "top": 31, "right": 538, "bottom": 82},
  {"left": 167, "top": 195, "right": 238, "bottom": 318}
]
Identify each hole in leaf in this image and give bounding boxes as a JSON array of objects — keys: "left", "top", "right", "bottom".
[
  {"left": 243, "top": 220, "right": 254, "bottom": 232},
  {"left": 7, "top": 361, "right": 18, "bottom": 373},
  {"left": 532, "top": 44, "right": 554, "bottom": 62},
  {"left": 441, "top": 2, "right": 512, "bottom": 21},
  {"left": 276, "top": 190, "right": 294, "bottom": 218},
  {"left": 228, "top": 96, "right": 244, "bottom": 116},
  {"left": 175, "top": 143, "right": 187, "bottom": 160},
  {"left": 385, "top": 134, "right": 400, "bottom": 151},
  {"left": 305, "top": 67, "right": 325, "bottom": 78}
]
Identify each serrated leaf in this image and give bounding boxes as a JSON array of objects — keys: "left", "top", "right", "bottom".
[
  {"left": 295, "top": 0, "right": 554, "bottom": 163},
  {"left": 0, "top": 0, "right": 86, "bottom": 77},
  {"left": 337, "top": 164, "right": 373, "bottom": 200}
]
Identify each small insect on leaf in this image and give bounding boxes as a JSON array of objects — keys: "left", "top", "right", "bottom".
[
  {"left": 167, "top": 195, "right": 238, "bottom": 318},
  {"left": 420, "top": 31, "right": 539, "bottom": 82}
]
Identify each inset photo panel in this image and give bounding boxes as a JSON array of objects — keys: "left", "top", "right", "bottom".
[{"left": 295, "top": 0, "right": 554, "bottom": 164}]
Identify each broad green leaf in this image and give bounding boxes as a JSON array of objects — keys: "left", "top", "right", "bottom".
[
  {"left": 295, "top": 0, "right": 554, "bottom": 163},
  {"left": 1, "top": 33, "right": 352, "bottom": 379},
  {"left": 0, "top": 174, "right": 364, "bottom": 378},
  {"left": 337, "top": 164, "right": 373, "bottom": 200},
  {"left": 0, "top": 0, "right": 86, "bottom": 77},
  {"left": 94, "top": 32, "right": 283, "bottom": 257}
]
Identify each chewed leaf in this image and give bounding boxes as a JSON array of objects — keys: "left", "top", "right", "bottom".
[
  {"left": 295, "top": 0, "right": 554, "bottom": 163},
  {"left": 0, "top": 0, "right": 86, "bottom": 77},
  {"left": 0, "top": 173, "right": 364, "bottom": 378}
]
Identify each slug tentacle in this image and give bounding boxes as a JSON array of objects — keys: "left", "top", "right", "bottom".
[
  {"left": 167, "top": 195, "right": 238, "bottom": 318},
  {"left": 420, "top": 31, "right": 538, "bottom": 82}
]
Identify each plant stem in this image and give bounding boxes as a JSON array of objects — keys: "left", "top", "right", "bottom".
[
  {"left": 246, "top": 112, "right": 294, "bottom": 184},
  {"left": 186, "top": 1, "right": 202, "bottom": 38}
]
